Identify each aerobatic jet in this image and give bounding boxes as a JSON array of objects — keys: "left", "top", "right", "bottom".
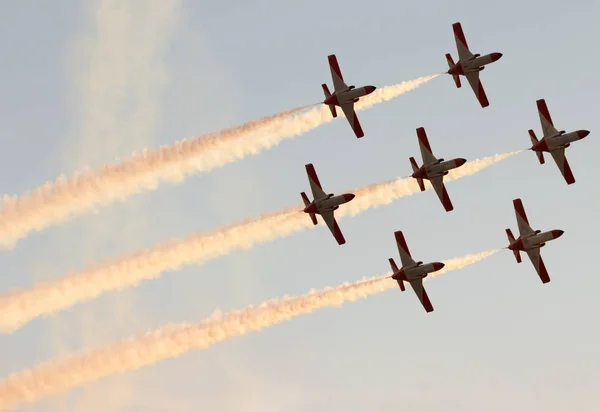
[
  {"left": 527, "top": 99, "right": 590, "bottom": 185},
  {"left": 300, "top": 163, "right": 355, "bottom": 245},
  {"left": 445, "top": 22, "right": 503, "bottom": 108},
  {"left": 505, "top": 198, "right": 564, "bottom": 284},
  {"left": 409, "top": 127, "right": 467, "bottom": 212},
  {"left": 321, "top": 54, "right": 377, "bottom": 138},
  {"left": 388, "top": 231, "right": 445, "bottom": 313}
]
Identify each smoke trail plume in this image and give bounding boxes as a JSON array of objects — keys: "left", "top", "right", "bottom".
[
  {"left": 0, "top": 249, "right": 497, "bottom": 411},
  {"left": 0, "top": 150, "right": 518, "bottom": 334},
  {"left": 0, "top": 74, "right": 439, "bottom": 248}
]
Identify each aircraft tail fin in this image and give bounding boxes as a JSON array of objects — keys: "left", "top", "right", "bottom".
[
  {"left": 445, "top": 53, "right": 461, "bottom": 88},
  {"left": 301, "top": 192, "right": 318, "bottom": 225},
  {"left": 409, "top": 157, "right": 425, "bottom": 191},
  {"left": 389, "top": 258, "right": 405, "bottom": 291},
  {"left": 528, "top": 129, "right": 545, "bottom": 164},
  {"left": 506, "top": 228, "right": 522, "bottom": 263},
  {"left": 321, "top": 83, "right": 337, "bottom": 118}
]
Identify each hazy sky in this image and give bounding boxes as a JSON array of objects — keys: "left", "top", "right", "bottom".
[{"left": 1, "top": 0, "right": 599, "bottom": 411}]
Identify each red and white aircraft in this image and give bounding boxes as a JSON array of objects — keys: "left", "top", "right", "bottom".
[
  {"left": 528, "top": 99, "right": 590, "bottom": 185},
  {"left": 388, "top": 231, "right": 445, "bottom": 313},
  {"left": 301, "top": 163, "right": 355, "bottom": 245},
  {"left": 321, "top": 54, "right": 377, "bottom": 138},
  {"left": 445, "top": 22, "right": 503, "bottom": 108},
  {"left": 505, "top": 198, "right": 564, "bottom": 284},
  {"left": 409, "top": 127, "right": 467, "bottom": 212}
]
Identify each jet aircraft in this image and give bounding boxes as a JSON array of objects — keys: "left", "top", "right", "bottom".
[
  {"left": 301, "top": 163, "right": 355, "bottom": 245},
  {"left": 321, "top": 54, "right": 377, "bottom": 138},
  {"left": 505, "top": 198, "right": 564, "bottom": 283},
  {"left": 409, "top": 127, "right": 466, "bottom": 212},
  {"left": 445, "top": 22, "right": 503, "bottom": 107},
  {"left": 388, "top": 230, "right": 445, "bottom": 313},
  {"left": 528, "top": 99, "right": 590, "bottom": 184}
]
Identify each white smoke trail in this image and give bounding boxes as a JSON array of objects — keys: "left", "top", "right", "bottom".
[
  {"left": 0, "top": 74, "right": 439, "bottom": 248},
  {"left": 0, "top": 249, "right": 497, "bottom": 411},
  {"left": 0, "top": 150, "right": 517, "bottom": 334}
]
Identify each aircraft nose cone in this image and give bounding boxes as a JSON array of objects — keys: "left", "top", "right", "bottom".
[
  {"left": 433, "top": 262, "right": 445, "bottom": 271},
  {"left": 578, "top": 130, "right": 590, "bottom": 139},
  {"left": 456, "top": 158, "right": 467, "bottom": 167},
  {"left": 344, "top": 193, "right": 355, "bottom": 202},
  {"left": 552, "top": 230, "right": 564, "bottom": 238},
  {"left": 365, "top": 85, "right": 376, "bottom": 94},
  {"left": 491, "top": 52, "right": 503, "bottom": 61}
]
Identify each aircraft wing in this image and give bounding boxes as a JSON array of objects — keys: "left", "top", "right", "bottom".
[
  {"left": 340, "top": 103, "right": 365, "bottom": 138},
  {"left": 536, "top": 99, "right": 559, "bottom": 138},
  {"left": 416, "top": 127, "right": 437, "bottom": 164},
  {"left": 465, "top": 71, "right": 490, "bottom": 108},
  {"left": 452, "top": 22, "right": 473, "bottom": 61},
  {"left": 320, "top": 210, "right": 346, "bottom": 245},
  {"left": 408, "top": 278, "right": 434, "bottom": 313},
  {"left": 305, "top": 163, "right": 326, "bottom": 200},
  {"left": 327, "top": 54, "right": 348, "bottom": 92},
  {"left": 525, "top": 247, "right": 551, "bottom": 283},
  {"left": 394, "top": 231, "right": 416, "bottom": 267},
  {"left": 549, "top": 148, "right": 576, "bottom": 184},
  {"left": 513, "top": 198, "right": 534, "bottom": 236},
  {"left": 429, "top": 175, "right": 454, "bottom": 212}
]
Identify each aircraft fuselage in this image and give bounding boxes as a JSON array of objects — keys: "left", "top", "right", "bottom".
[
  {"left": 392, "top": 261, "right": 445, "bottom": 281},
  {"left": 304, "top": 193, "right": 355, "bottom": 215},
  {"left": 449, "top": 53, "right": 502, "bottom": 75},
  {"left": 413, "top": 158, "right": 467, "bottom": 179},
  {"left": 324, "top": 85, "right": 376, "bottom": 106},
  {"left": 532, "top": 130, "right": 590, "bottom": 152},
  {"left": 509, "top": 230, "right": 564, "bottom": 251}
]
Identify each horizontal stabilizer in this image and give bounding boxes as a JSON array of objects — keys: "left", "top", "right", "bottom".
[
  {"left": 389, "top": 258, "right": 405, "bottom": 291},
  {"left": 506, "top": 228, "right": 521, "bottom": 263},
  {"left": 445, "top": 53, "right": 461, "bottom": 88},
  {"left": 321, "top": 83, "right": 337, "bottom": 118},
  {"left": 301, "top": 192, "right": 318, "bottom": 225},
  {"left": 528, "top": 129, "right": 544, "bottom": 164},
  {"left": 409, "top": 157, "right": 425, "bottom": 191}
]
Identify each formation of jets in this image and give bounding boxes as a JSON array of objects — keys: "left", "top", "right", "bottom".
[{"left": 302, "top": 21, "right": 591, "bottom": 313}]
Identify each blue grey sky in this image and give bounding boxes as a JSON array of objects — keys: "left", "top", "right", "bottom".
[{"left": 1, "top": 0, "right": 599, "bottom": 410}]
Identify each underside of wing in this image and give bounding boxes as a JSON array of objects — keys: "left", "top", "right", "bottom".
[
  {"left": 328, "top": 54, "right": 348, "bottom": 92},
  {"left": 513, "top": 198, "right": 534, "bottom": 236},
  {"left": 340, "top": 103, "right": 365, "bottom": 138},
  {"left": 550, "top": 148, "right": 576, "bottom": 184},
  {"left": 408, "top": 278, "right": 434, "bottom": 313},
  {"left": 394, "top": 231, "right": 415, "bottom": 267},
  {"left": 465, "top": 72, "right": 490, "bottom": 108},
  {"left": 305, "top": 163, "right": 326, "bottom": 199},
  {"left": 525, "top": 248, "right": 551, "bottom": 283},
  {"left": 321, "top": 210, "right": 346, "bottom": 245},
  {"left": 430, "top": 176, "right": 454, "bottom": 212},
  {"left": 416, "top": 127, "right": 437, "bottom": 164},
  {"left": 536, "top": 99, "right": 559, "bottom": 138},
  {"left": 452, "top": 22, "right": 473, "bottom": 61}
]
